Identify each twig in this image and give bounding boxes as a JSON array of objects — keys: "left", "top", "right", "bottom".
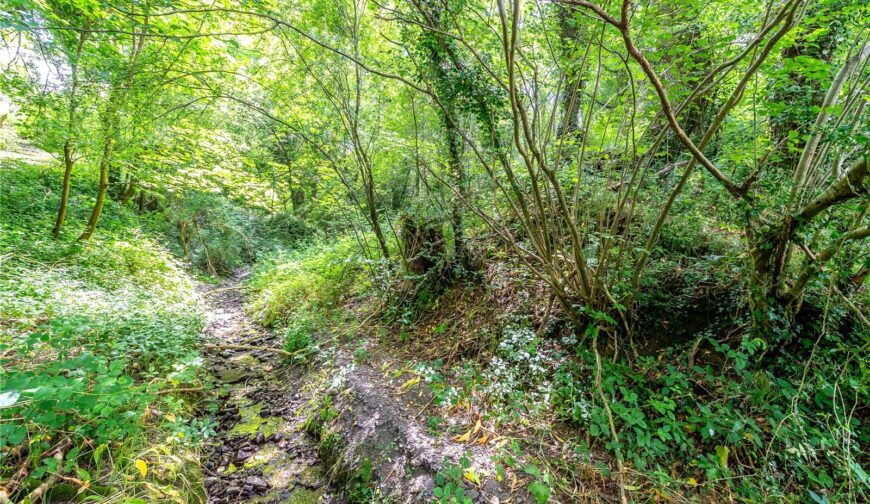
[
  {"left": 19, "top": 438, "right": 72, "bottom": 504},
  {"left": 592, "top": 331, "right": 628, "bottom": 504},
  {"left": 157, "top": 385, "right": 205, "bottom": 395}
]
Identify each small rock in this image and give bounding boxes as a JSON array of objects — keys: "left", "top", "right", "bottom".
[
  {"left": 245, "top": 476, "right": 270, "bottom": 490},
  {"left": 204, "top": 477, "right": 220, "bottom": 488},
  {"left": 225, "top": 486, "right": 241, "bottom": 496},
  {"left": 255, "top": 432, "right": 266, "bottom": 445}
]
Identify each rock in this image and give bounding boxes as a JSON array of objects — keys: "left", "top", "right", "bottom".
[
  {"left": 225, "top": 486, "right": 241, "bottom": 496},
  {"left": 255, "top": 432, "right": 266, "bottom": 445},
  {"left": 204, "top": 477, "right": 219, "bottom": 488},
  {"left": 245, "top": 476, "right": 270, "bottom": 490}
]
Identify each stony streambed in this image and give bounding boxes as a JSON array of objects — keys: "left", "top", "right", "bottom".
[{"left": 198, "top": 274, "right": 331, "bottom": 504}]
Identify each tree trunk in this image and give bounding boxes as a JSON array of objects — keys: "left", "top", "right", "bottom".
[
  {"left": 79, "top": 141, "right": 112, "bottom": 241},
  {"left": 118, "top": 177, "right": 137, "bottom": 204},
  {"left": 52, "top": 25, "right": 90, "bottom": 238},
  {"left": 444, "top": 109, "right": 468, "bottom": 267},
  {"left": 557, "top": 5, "right": 583, "bottom": 140},
  {"left": 52, "top": 142, "right": 75, "bottom": 238},
  {"left": 363, "top": 175, "right": 390, "bottom": 259}
]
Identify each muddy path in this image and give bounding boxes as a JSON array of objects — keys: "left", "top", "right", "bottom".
[{"left": 198, "top": 272, "right": 332, "bottom": 504}]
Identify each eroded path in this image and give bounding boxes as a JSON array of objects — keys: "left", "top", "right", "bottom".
[{"left": 198, "top": 272, "right": 330, "bottom": 504}]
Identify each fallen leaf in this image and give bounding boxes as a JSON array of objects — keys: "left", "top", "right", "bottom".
[
  {"left": 464, "top": 469, "right": 481, "bottom": 486},
  {"left": 134, "top": 459, "right": 148, "bottom": 478}
]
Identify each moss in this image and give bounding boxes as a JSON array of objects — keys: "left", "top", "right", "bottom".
[
  {"left": 230, "top": 353, "right": 261, "bottom": 369},
  {"left": 217, "top": 366, "right": 250, "bottom": 383},
  {"left": 251, "top": 487, "right": 324, "bottom": 504},
  {"left": 228, "top": 404, "right": 284, "bottom": 437},
  {"left": 298, "top": 465, "right": 323, "bottom": 487},
  {"left": 287, "top": 488, "right": 325, "bottom": 504}
]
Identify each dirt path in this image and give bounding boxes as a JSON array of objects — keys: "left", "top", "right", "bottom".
[{"left": 198, "top": 272, "right": 331, "bottom": 504}]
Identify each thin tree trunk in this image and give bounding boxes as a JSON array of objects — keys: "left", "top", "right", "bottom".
[
  {"left": 78, "top": 4, "right": 148, "bottom": 240},
  {"left": 78, "top": 140, "right": 112, "bottom": 241},
  {"left": 118, "top": 177, "right": 138, "bottom": 204},
  {"left": 444, "top": 109, "right": 467, "bottom": 266},
  {"left": 364, "top": 174, "right": 390, "bottom": 259},
  {"left": 52, "top": 142, "right": 75, "bottom": 238},
  {"left": 51, "top": 23, "right": 89, "bottom": 238}
]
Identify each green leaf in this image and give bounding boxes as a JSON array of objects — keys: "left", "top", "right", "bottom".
[
  {"left": 715, "top": 445, "right": 729, "bottom": 469},
  {"left": 528, "top": 481, "right": 550, "bottom": 503}
]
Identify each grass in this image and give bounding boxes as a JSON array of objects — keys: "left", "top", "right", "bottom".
[{"left": 245, "top": 236, "right": 376, "bottom": 329}]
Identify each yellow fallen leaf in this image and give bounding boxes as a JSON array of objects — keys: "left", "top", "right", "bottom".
[
  {"left": 399, "top": 376, "right": 420, "bottom": 391},
  {"left": 476, "top": 433, "right": 490, "bottom": 445},
  {"left": 464, "top": 469, "right": 481, "bottom": 486},
  {"left": 134, "top": 459, "right": 148, "bottom": 477},
  {"left": 453, "top": 429, "right": 472, "bottom": 443},
  {"left": 471, "top": 419, "right": 481, "bottom": 435},
  {"left": 165, "top": 413, "right": 177, "bottom": 422}
]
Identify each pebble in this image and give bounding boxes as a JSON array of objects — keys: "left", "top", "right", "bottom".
[{"left": 245, "top": 475, "right": 270, "bottom": 489}]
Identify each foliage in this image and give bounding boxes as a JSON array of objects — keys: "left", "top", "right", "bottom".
[
  {"left": 246, "top": 236, "right": 374, "bottom": 327},
  {"left": 1, "top": 0, "right": 868, "bottom": 500},
  {"left": 0, "top": 161, "right": 208, "bottom": 502},
  {"left": 433, "top": 456, "right": 474, "bottom": 504},
  {"left": 549, "top": 329, "right": 869, "bottom": 500}
]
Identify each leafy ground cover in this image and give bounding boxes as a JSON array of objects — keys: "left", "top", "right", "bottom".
[{"left": 0, "top": 161, "right": 210, "bottom": 502}]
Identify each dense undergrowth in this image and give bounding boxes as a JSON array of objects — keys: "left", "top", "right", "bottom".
[
  {"left": 0, "top": 162, "right": 211, "bottom": 503},
  {"left": 244, "top": 211, "right": 869, "bottom": 502}
]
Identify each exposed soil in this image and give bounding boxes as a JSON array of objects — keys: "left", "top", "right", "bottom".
[
  {"left": 322, "top": 348, "right": 531, "bottom": 503},
  {"left": 198, "top": 271, "right": 331, "bottom": 504}
]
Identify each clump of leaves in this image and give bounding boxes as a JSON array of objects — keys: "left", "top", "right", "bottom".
[
  {"left": 433, "top": 456, "right": 474, "bottom": 504},
  {"left": 284, "top": 315, "right": 316, "bottom": 362}
]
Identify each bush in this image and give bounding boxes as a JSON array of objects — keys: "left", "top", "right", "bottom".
[
  {"left": 549, "top": 329, "right": 869, "bottom": 500},
  {"left": 245, "top": 236, "right": 372, "bottom": 327}
]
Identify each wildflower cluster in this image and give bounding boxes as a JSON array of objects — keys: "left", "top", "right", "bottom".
[{"left": 482, "top": 327, "right": 553, "bottom": 410}]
